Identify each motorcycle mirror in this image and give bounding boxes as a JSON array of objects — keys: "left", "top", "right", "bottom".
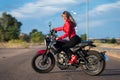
[
  {"left": 48, "top": 21, "right": 52, "bottom": 28},
  {"left": 48, "top": 21, "right": 52, "bottom": 31}
]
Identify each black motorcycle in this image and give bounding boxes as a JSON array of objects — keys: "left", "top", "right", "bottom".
[{"left": 32, "top": 26, "right": 106, "bottom": 76}]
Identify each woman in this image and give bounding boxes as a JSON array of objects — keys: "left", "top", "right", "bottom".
[{"left": 53, "top": 11, "right": 81, "bottom": 65}]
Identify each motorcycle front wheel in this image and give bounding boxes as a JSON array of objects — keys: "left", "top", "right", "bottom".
[
  {"left": 80, "top": 50, "right": 106, "bottom": 76},
  {"left": 32, "top": 53, "right": 55, "bottom": 73}
]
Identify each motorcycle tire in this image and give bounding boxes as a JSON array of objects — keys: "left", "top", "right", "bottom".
[
  {"left": 32, "top": 53, "right": 55, "bottom": 73},
  {"left": 81, "top": 50, "right": 106, "bottom": 76}
]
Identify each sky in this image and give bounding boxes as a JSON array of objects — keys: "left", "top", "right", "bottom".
[{"left": 0, "top": 0, "right": 120, "bottom": 39}]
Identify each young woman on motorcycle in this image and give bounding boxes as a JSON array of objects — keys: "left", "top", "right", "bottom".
[{"left": 53, "top": 11, "right": 81, "bottom": 65}]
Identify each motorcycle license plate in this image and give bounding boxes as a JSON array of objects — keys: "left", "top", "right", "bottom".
[{"left": 104, "top": 53, "right": 109, "bottom": 61}]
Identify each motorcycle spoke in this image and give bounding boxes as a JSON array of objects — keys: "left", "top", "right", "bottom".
[{"left": 84, "top": 55, "right": 101, "bottom": 71}]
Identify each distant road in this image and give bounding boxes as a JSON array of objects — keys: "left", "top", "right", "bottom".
[
  {"left": 97, "top": 47, "right": 120, "bottom": 51},
  {"left": 0, "top": 46, "right": 120, "bottom": 80},
  {"left": 96, "top": 47, "right": 120, "bottom": 58}
]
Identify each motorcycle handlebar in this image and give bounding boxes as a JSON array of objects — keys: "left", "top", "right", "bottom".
[{"left": 51, "top": 29, "right": 57, "bottom": 33}]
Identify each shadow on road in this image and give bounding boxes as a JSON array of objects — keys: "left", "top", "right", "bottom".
[
  {"left": 100, "top": 69, "right": 120, "bottom": 76},
  {"left": 47, "top": 70, "right": 82, "bottom": 74},
  {"left": 46, "top": 69, "right": 120, "bottom": 76}
]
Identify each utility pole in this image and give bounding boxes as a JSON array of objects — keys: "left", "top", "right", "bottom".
[{"left": 86, "top": 0, "right": 89, "bottom": 41}]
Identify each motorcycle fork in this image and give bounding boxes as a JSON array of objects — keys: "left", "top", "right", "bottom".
[{"left": 42, "top": 49, "right": 50, "bottom": 64}]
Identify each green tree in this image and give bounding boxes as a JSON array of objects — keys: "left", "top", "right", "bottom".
[
  {"left": 81, "top": 34, "right": 87, "bottom": 41},
  {"left": 19, "top": 33, "right": 30, "bottom": 42},
  {"left": 31, "top": 31, "right": 45, "bottom": 43},
  {"left": 0, "top": 12, "right": 22, "bottom": 42},
  {"left": 29, "top": 29, "right": 38, "bottom": 36},
  {"left": 108, "top": 38, "right": 116, "bottom": 43}
]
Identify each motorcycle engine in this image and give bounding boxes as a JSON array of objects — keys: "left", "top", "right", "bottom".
[
  {"left": 57, "top": 51, "right": 78, "bottom": 70},
  {"left": 58, "top": 51, "right": 67, "bottom": 64},
  {"left": 57, "top": 51, "right": 69, "bottom": 70}
]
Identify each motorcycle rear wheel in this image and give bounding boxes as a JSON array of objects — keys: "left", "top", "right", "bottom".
[{"left": 80, "top": 50, "right": 106, "bottom": 76}]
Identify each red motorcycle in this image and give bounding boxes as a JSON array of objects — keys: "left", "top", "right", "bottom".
[{"left": 32, "top": 27, "right": 106, "bottom": 76}]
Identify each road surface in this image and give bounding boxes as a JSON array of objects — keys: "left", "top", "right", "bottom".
[{"left": 0, "top": 46, "right": 120, "bottom": 80}]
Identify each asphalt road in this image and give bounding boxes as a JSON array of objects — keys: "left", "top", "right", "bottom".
[{"left": 0, "top": 46, "right": 120, "bottom": 80}]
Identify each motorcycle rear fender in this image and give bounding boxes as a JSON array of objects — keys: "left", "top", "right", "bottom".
[{"left": 37, "top": 50, "right": 47, "bottom": 55}]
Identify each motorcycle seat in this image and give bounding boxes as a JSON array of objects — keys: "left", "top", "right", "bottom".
[{"left": 72, "top": 40, "right": 95, "bottom": 50}]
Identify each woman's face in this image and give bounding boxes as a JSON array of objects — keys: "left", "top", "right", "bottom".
[{"left": 62, "top": 14, "right": 67, "bottom": 21}]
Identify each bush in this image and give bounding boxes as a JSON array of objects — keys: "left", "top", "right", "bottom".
[
  {"left": 7, "top": 39, "right": 29, "bottom": 48},
  {"left": 31, "top": 32, "right": 44, "bottom": 43},
  {"left": 107, "top": 38, "right": 117, "bottom": 44}
]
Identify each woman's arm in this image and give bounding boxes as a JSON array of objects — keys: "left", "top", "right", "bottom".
[
  {"left": 58, "top": 21, "right": 70, "bottom": 40},
  {"left": 53, "top": 26, "right": 63, "bottom": 31}
]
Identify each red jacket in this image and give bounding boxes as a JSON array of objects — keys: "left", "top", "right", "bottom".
[{"left": 54, "top": 20, "right": 76, "bottom": 40}]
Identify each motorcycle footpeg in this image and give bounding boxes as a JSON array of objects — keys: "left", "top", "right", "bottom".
[
  {"left": 80, "top": 61, "right": 85, "bottom": 65},
  {"left": 66, "top": 63, "right": 72, "bottom": 66}
]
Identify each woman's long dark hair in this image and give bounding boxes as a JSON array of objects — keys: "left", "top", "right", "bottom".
[{"left": 62, "top": 11, "right": 77, "bottom": 27}]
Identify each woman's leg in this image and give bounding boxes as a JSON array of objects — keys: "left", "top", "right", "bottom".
[
  {"left": 62, "top": 35, "right": 81, "bottom": 59},
  {"left": 61, "top": 36, "right": 81, "bottom": 64}
]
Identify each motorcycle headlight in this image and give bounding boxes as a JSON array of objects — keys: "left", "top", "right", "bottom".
[
  {"left": 44, "top": 40, "right": 47, "bottom": 46},
  {"left": 44, "top": 37, "right": 50, "bottom": 46}
]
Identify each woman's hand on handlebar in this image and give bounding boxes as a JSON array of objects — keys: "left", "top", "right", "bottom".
[
  {"left": 56, "top": 37, "right": 59, "bottom": 40},
  {"left": 52, "top": 28, "right": 57, "bottom": 32}
]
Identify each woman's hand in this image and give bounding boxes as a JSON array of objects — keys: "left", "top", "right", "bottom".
[
  {"left": 52, "top": 28, "right": 56, "bottom": 31},
  {"left": 56, "top": 37, "right": 59, "bottom": 40},
  {"left": 51, "top": 28, "right": 57, "bottom": 33}
]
